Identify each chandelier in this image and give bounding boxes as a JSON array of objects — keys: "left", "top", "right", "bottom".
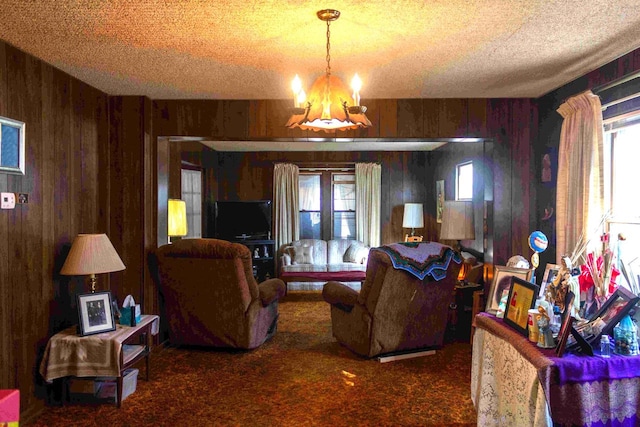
[{"left": 286, "top": 9, "right": 371, "bottom": 133}]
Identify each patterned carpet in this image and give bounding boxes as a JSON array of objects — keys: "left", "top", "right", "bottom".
[{"left": 30, "top": 292, "right": 477, "bottom": 426}]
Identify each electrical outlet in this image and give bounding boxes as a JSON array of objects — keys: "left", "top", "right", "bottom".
[
  {"left": 17, "top": 193, "right": 28, "bottom": 204},
  {"left": 1, "top": 192, "right": 16, "bottom": 209}
]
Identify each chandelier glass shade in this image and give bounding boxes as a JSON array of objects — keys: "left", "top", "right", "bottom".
[{"left": 286, "top": 9, "right": 371, "bottom": 133}]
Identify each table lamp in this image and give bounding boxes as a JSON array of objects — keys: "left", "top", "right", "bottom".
[
  {"left": 168, "top": 199, "right": 188, "bottom": 243},
  {"left": 60, "top": 233, "right": 126, "bottom": 292},
  {"left": 440, "top": 201, "right": 477, "bottom": 253},
  {"left": 402, "top": 203, "right": 424, "bottom": 237}
]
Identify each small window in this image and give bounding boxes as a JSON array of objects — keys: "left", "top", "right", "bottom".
[{"left": 456, "top": 162, "right": 473, "bottom": 201}]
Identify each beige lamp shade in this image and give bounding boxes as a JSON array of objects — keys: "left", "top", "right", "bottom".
[
  {"left": 402, "top": 203, "right": 424, "bottom": 229},
  {"left": 168, "top": 199, "right": 188, "bottom": 237},
  {"left": 60, "top": 233, "right": 126, "bottom": 292},
  {"left": 440, "top": 201, "right": 475, "bottom": 241}
]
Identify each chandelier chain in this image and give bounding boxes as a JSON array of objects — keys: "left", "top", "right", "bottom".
[{"left": 325, "top": 20, "right": 331, "bottom": 77}]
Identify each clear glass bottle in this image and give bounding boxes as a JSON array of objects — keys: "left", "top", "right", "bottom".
[{"left": 600, "top": 335, "right": 611, "bottom": 358}]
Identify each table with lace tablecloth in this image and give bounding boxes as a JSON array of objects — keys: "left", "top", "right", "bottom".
[{"left": 471, "top": 312, "right": 640, "bottom": 427}]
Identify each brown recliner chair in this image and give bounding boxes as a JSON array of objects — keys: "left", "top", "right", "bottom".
[
  {"left": 322, "top": 242, "right": 462, "bottom": 358},
  {"left": 149, "top": 238, "right": 286, "bottom": 349}
]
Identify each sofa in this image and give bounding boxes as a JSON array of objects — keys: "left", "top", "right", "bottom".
[
  {"left": 280, "top": 239, "right": 370, "bottom": 291},
  {"left": 322, "top": 241, "right": 462, "bottom": 358},
  {"left": 149, "top": 238, "right": 286, "bottom": 349}
]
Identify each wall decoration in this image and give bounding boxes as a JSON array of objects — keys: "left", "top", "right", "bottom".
[
  {"left": 436, "top": 180, "right": 444, "bottom": 223},
  {"left": 0, "top": 116, "right": 25, "bottom": 175}
]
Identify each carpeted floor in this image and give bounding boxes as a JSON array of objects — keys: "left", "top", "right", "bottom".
[{"left": 30, "top": 292, "right": 477, "bottom": 426}]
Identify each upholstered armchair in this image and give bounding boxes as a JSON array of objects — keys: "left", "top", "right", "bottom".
[
  {"left": 322, "top": 242, "right": 462, "bottom": 358},
  {"left": 149, "top": 238, "right": 286, "bottom": 349}
]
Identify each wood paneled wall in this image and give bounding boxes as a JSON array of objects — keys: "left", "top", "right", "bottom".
[
  {"left": 0, "top": 42, "right": 110, "bottom": 421},
  {"left": 153, "top": 98, "right": 536, "bottom": 264}
]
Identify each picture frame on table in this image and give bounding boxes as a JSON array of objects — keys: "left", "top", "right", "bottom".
[
  {"left": 555, "top": 291, "right": 576, "bottom": 357},
  {"left": 485, "top": 265, "right": 535, "bottom": 315},
  {"left": 503, "top": 277, "right": 540, "bottom": 336},
  {"left": 539, "top": 263, "right": 560, "bottom": 298},
  {"left": 568, "top": 287, "right": 639, "bottom": 352},
  {"left": 77, "top": 291, "right": 117, "bottom": 336}
]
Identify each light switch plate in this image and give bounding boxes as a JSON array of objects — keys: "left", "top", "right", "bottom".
[{"left": 1, "top": 192, "right": 16, "bottom": 209}]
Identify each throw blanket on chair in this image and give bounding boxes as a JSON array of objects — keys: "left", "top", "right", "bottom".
[{"left": 372, "top": 242, "right": 461, "bottom": 280}]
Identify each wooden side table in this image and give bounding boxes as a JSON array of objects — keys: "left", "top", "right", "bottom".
[{"left": 40, "top": 314, "right": 159, "bottom": 407}]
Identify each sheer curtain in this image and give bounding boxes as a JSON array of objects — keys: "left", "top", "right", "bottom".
[
  {"left": 556, "top": 90, "right": 604, "bottom": 263},
  {"left": 273, "top": 163, "right": 299, "bottom": 254},
  {"left": 355, "top": 163, "right": 381, "bottom": 247}
]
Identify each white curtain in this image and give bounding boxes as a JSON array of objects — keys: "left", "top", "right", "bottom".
[
  {"left": 556, "top": 91, "right": 604, "bottom": 263},
  {"left": 355, "top": 163, "right": 381, "bottom": 247},
  {"left": 273, "top": 163, "right": 299, "bottom": 254}
]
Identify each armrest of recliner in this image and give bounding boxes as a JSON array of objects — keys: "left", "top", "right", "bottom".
[
  {"left": 322, "top": 281, "right": 359, "bottom": 312},
  {"left": 258, "top": 278, "right": 287, "bottom": 306}
]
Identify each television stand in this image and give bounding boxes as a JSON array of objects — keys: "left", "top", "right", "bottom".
[{"left": 232, "top": 239, "right": 275, "bottom": 282}]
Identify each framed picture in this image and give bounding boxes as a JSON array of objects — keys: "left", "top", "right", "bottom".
[
  {"left": 568, "top": 287, "right": 640, "bottom": 351},
  {"left": 0, "top": 115, "right": 26, "bottom": 175},
  {"left": 485, "top": 265, "right": 535, "bottom": 315},
  {"left": 539, "top": 263, "right": 560, "bottom": 298},
  {"left": 77, "top": 291, "right": 117, "bottom": 336},
  {"left": 503, "top": 277, "right": 540, "bottom": 335},
  {"left": 436, "top": 180, "right": 444, "bottom": 223},
  {"left": 555, "top": 291, "right": 575, "bottom": 357}
]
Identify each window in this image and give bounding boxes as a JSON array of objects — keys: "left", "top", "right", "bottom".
[
  {"left": 181, "top": 169, "right": 202, "bottom": 238},
  {"left": 604, "top": 116, "right": 640, "bottom": 289},
  {"left": 456, "top": 161, "right": 473, "bottom": 200},
  {"left": 299, "top": 170, "right": 356, "bottom": 240}
]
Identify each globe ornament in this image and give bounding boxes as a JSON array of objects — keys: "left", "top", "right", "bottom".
[{"left": 528, "top": 231, "right": 548, "bottom": 253}]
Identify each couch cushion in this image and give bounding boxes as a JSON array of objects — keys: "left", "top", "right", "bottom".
[
  {"left": 344, "top": 241, "right": 369, "bottom": 264},
  {"left": 293, "top": 245, "right": 314, "bottom": 265}
]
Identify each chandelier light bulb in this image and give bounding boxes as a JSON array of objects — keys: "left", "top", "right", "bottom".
[
  {"left": 297, "top": 89, "right": 307, "bottom": 106},
  {"left": 292, "top": 74, "right": 302, "bottom": 107},
  {"left": 351, "top": 73, "right": 362, "bottom": 106}
]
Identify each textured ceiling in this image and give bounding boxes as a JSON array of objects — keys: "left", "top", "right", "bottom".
[{"left": 2, "top": 1, "right": 640, "bottom": 100}]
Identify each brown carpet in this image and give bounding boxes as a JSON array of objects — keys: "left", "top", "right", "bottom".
[{"left": 30, "top": 292, "right": 477, "bottom": 426}]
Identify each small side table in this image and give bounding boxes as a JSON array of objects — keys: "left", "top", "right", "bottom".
[{"left": 40, "top": 314, "right": 159, "bottom": 407}]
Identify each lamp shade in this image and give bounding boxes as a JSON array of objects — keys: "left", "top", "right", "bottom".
[
  {"left": 440, "top": 201, "right": 475, "bottom": 241},
  {"left": 402, "top": 203, "right": 424, "bottom": 229},
  {"left": 60, "top": 233, "right": 126, "bottom": 276},
  {"left": 168, "top": 199, "right": 188, "bottom": 237}
]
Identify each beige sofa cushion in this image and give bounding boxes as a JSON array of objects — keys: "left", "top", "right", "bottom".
[{"left": 293, "top": 245, "right": 314, "bottom": 264}]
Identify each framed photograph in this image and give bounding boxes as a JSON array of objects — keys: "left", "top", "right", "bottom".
[
  {"left": 77, "top": 291, "right": 117, "bottom": 336},
  {"left": 436, "top": 180, "right": 444, "bottom": 223},
  {"left": 539, "top": 263, "right": 560, "bottom": 298},
  {"left": 555, "top": 291, "right": 575, "bottom": 357},
  {"left": 503, "top": 277, "right": 540, "bottom": 335},
  {"left": 0, "top": 115, "right": 26, "bottom": 175},
  {"left": 568, "top": 287, "right": 640, "bottom": 351},
  {"left": 485, "top": 265, "right": 535, "bottom": 315}
]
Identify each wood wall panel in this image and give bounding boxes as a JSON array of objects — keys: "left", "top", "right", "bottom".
[{"left": 0, "top": 41, "right": 109, "bottom": 422}]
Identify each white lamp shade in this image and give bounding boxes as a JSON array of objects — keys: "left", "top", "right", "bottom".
[
  {"left": 440, "top": 201, "right": 475, "bottom": 241},
  {"left": 168, "top": 199, "right": 188, "bottom": 237},
  {"left": 60, "top": 233, "right": 126, "bottom": 276},
  {"left": 402, "top": 203, "right": 424, "bottom": 229}
]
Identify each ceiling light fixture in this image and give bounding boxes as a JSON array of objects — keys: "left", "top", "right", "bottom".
[{"left": 286, "top": 9, "right": 371, "bottom": 133}]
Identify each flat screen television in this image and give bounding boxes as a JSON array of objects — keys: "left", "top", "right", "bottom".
[{"left": 214, "top": 200, "right": 272, "bottom": 240}]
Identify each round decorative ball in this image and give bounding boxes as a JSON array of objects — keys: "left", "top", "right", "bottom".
[{"left": 528, "top": 231, "right": 548, "bottom": 253}]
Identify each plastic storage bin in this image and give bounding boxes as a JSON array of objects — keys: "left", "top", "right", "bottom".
[{"left": 95, "top": 368, "right": 139, "bottom": 402}]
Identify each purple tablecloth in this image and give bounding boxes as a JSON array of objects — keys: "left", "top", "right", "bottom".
[{"left": 476, "top": 313, "right": 640, "bottom": 426}]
